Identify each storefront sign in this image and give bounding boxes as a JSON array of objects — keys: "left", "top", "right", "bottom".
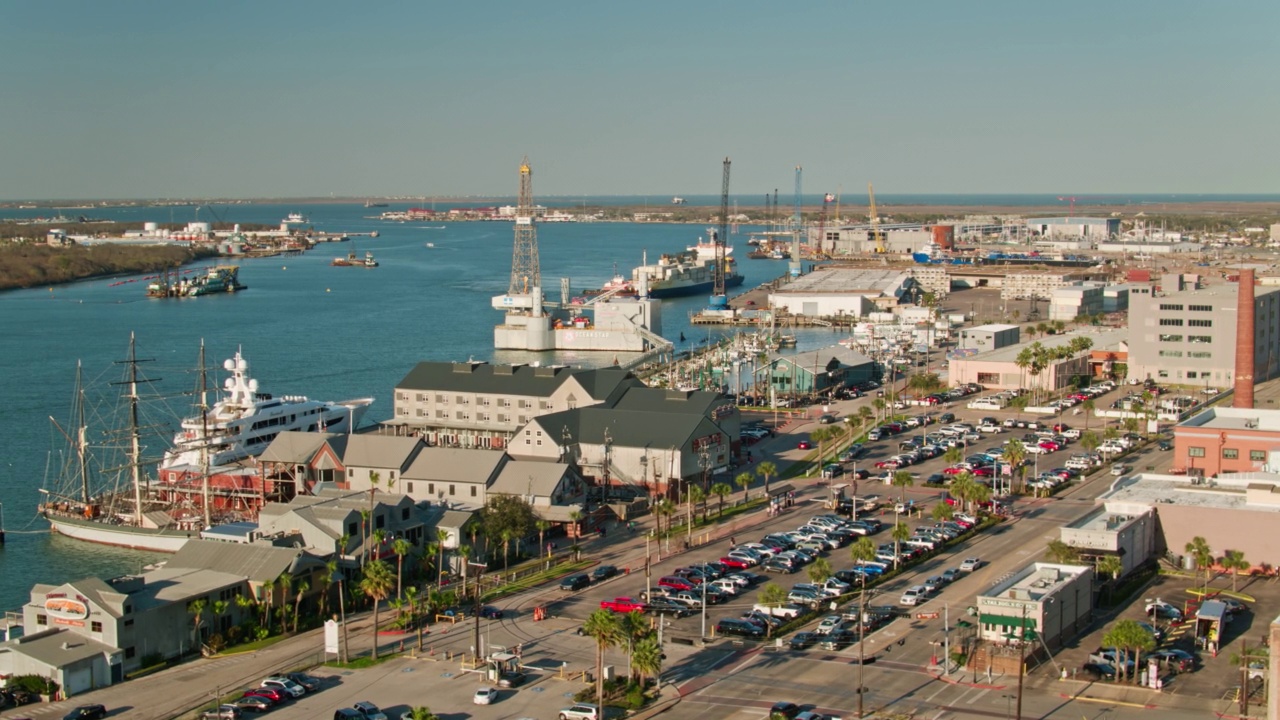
[{"left": 45, "top": 595, "right": 90, "bottom": 626}]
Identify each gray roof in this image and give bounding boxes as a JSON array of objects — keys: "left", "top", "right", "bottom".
[
  {"left": 340, "top": 435, "right": 424, "bottom": 469},
  {"left": 768, "top": 346, "right": 874, "bottom": 371},
  {"left": 2, "top": 629, "right": 118, "bottom": 667},
  {"left": 168, "top": 539, "right": 321, "bottom": 584},
  {"left": 439, "top": 509, "right": 475, "bottom": 530},
  {"left": 260, "top": 431, "right": 340, "bottom": 463},
  {"left": 33, "top": 578, "right": 127, "bottom": 619},
  {"left": 489, "top": 461, "right": 572, "bottom": 497},
  {"left": 609, "top": 387, "right": 725, "bottom": 416},
  {"left": 403, "top": 447, "right": 506, "bottom": 483},
  {"left": 395, "top": 361, "right": 637, "bottom": 402},
  {"left": 772, "top": 268, "right": 913, "bottom": 295},
  {"left": 129, "top": 566, "right": 247, "bottom": 613},
  {"left": 525, "top": 407, "right": 719, "bottom": 450}
]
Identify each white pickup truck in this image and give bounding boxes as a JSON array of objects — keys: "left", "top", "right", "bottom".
[{"left": 753, "top": 602, "right": 803, "bottom": 619}]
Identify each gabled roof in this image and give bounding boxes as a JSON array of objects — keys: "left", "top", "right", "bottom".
[
  {"left": 128, "top": 566, "right": 247, "bottom": 613},
  {"left": 395, "top": 361, "right": 637, "bottom": 403},
  {"left": 339, "top": 435, "right": 424, "bottom": 470},
  {"left": 168, "top": 539, "right": 322, "bottom": 584},
  {"left": 609, "top": 387, "right": 725, "bottom": 416},
  {"left": 439, "top": 509, "right": 475, "bottom": 530},
  {"left": 52, "top": 578, "right": 127, "bottom": 619},
  {"left": 521, "top": 407, "right": 719, "bottom": 451},
  {"left": 568, "top": 369, "right": 645, "bottom": 404},
  {"left": 2, "top": 629, "right": 118, "bottom": 667},
  {"left": 489, "top": 461, "right": 573, "bottom": 497},
  {"left": 767, "top": 347, "right": 874, "bottom": 372},
  {"left": 259, "top": 431, "right": 341, "bottom": 464},
  {"left": 403, "top": 447, "right": 506, "bottom": 483}
]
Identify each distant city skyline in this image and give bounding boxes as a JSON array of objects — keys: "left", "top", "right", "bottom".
[{"left": 3, "top": 1, "right": 1277, "bottom": 200}]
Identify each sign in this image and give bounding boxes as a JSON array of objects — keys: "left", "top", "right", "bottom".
[
  {"left": 324, "top": 619, "right": 341, "bottom": 654},
  {"left": 45, "top": 595, "right": 89, "bottom": 622},
  {"left": 692, "top": 434, "right": 721, "bottom": 452}
]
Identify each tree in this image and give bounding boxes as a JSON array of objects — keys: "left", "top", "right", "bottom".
[
  {"left": 292, "top": 579, "right": 310, "bottom": 634},
  {"left": 759, "top": 582, "right": 788, "bottom": 611},
  {"left": 810, "top": 426, "right": 838, "bottom": 473},
  {"left": 858, "top": 405, "right": 873, "bottom": 428},
  {"left": 1185, "top": 536, "right": 1214, "bottom": 592},
  {"left": 872, "top": 397, "right": 887, "bottom": 422},
  {"left": 393, "top": 538, "right": 413, "bottom": 601},
  {"left": 404, "top": 708, "right": 438, "bottom": 720},
  {"left": 480, "top": 494, "right": 538, "bottom": 565},
  {"left": 1003, "top": 440, "right": 1027, "bottom": 494},
  {"left": 1082, "top": 399, "right": 1096, "bottom": 431},
  {"left": 1101, "top": 619, "right": 1156, "bottom": 684},
  {"left": 711, "top": 476, "right": 732, "bottom": 515},
  {"left": 582, "top": 609, "right": 622, "bottom": 708},
  {"left": 1045, "top": 539, "right": 1080, "bottom": 564},
  {"left": 943, "top": 445, "right": 964, "bottom": 467},
  {"left": 436, "top": 528, "right": 450, "bottom": 587},
  {"left": 807, "top": 557, "right": 833, "bottom": 584},
  {"left": 1080, "top": 430, "right": 1101, "bottom": 454},
  {"left": 756, "top": 461, "right": 777, "bottom": 497},
  {"left": 188, "top": 598, "right": 207, "bottom": 646},
  {"left": 1221, "top": 550, "right": 1249, "bottom": 593},
  {"left": 632, "top": 634, "right": 663, "bottom": 683},
  {"left": 1096, "top": 555, "right": 1123, "bottom": 583},
  {"left": 535, "top": 520, "right": 551, "bottom": 560},
  {"left": 1014, "top": 348, "right": 1034, "bottom": 396},
  {"left": 686, "top": 484, "right": 706, "bottom": 530},
  {"left": 907, "top": 372, "right": 943, "bottom": 395},
  {"left": 366, "top": 470, "right": 382, "bottom": 566},
  {"left": 891, "top": 469, "right": 914, "bottom": 504},
  {"left": 931, "top": 502, "right": 955, "bottom": 522},
  {"left": 360, "top": 559, "right": 395, "bottom": 660},
  {"left": 850, "top": 536, "right": 876, "bottom": 567},
  {"left": 275, "top": 573, "right": 293, "bottom": 635},
  {"left": 653, "top": 498, "right": 674, "bottom": 536},
  {"left": 210, "top": 599, "right": 228, "bottom": 640},
  {"left": 891, "top": 521, "right": 910, "bottom": 569}
]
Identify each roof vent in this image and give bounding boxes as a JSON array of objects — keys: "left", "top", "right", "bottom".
[{"left": 61, "top": 642, "right": 70, "bottom": 650}]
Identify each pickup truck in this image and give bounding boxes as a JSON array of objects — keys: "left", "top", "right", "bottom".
[
  {"left": 753, "top": 602, "right": 803, "bottom": 619},
  {"left": 600, "top": 597, "right": 647, "bottom": 613}
]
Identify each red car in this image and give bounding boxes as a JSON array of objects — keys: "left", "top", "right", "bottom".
[
  {"left": 798, "top": 440, "right": 813, "bottom": 450},
  {"left": 601, "top": 597, "right": 648, "bottom": 613},
  {"left": 971, "top": 466, "right": 995, "bottom": 477},
  {"left": 874, "top": 459, "right": 901, "bottom": 469},
  {"left": 1039, "top": 440, "right": 1062, "bottom": 452},
  {"left": 243, "top": 688, "right": 285, "bottom": 704},
  {"left": 658, "top": 576, "right": 693, "bottom": 591},
  {"left": 719, "top": 556, "right": 751, "bottom": 570},
  {"left": 941, "top": 465, "right": 968, "bottom": 475}
]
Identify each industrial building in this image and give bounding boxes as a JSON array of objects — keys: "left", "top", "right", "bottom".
[
  {"left": 958, "top": 324, "right": 1020, "bottom": 352},
  {"left": 1100, "top": 472, "right": 1280, "bottom": 568},
  {"left": 1048, "top": 283, "right": 1104, "bottom": 321},
  {"left": 1173, "top": 407, "right": 1280, "bottom": 477},
  {"left": 1026, "top": 217, "right": 1120, "bottom": 239},
  {"left": 976, "top": 562, "right": 1094, "bottom": 651},
  {"left": 1058, "top": 504, "right": 1156, "bottom": 578},
  {"left": 1000, "top": 270, "right": 1100, "bottom": 301},
  {"left": 947, "top": 329, "right": 1125, "bottom": 391},
  {"left": 1126, "top": 273, "right": 1280, "bottom": 386},
  {"left": 1100, "top": 285, "right": 1131, "bottom": 313},
  {"left": 768, "top": 268, "right": 918, "bottom": 318}
]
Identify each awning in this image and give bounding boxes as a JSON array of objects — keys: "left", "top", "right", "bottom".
[
  {"left": 768, "top": 483, "right": 796, "bottom": 497},
  {"left": 979, "top": 613, "right": 1035, "bottom": 629}
]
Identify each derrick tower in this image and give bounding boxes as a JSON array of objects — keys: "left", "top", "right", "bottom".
[
  {"left": 509, "top": 157, "right": 541, "bottom": 296},
  {"left": 711, "top": 157, "right": 731, "bottom": 302}
]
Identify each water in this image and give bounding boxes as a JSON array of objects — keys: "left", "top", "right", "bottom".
[{"left": 0, "top": 204, "right": 856, "bottom": 612}]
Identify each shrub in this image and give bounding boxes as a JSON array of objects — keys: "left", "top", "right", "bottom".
[{"left": 9, "top": 674, "right": 60, "bottom": 696}]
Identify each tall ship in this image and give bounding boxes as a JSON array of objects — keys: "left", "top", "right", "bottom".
[
  {"left": 146, "top": 265, "right": 246, "bottom": 297},
  {"left": 161, "top": 349, "right": 373, "bottom": 470}
]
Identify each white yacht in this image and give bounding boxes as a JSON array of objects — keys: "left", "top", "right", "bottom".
[
  {"left": 282, "top": 212, "right": 309, "bottom": 224},
  {"left": 161, "top": 350, "right": 373, "bottom": 470}
]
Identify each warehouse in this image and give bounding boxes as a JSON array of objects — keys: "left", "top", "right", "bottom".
[{"left": 768, "top": 269, "right": 918, "bottom": 318}]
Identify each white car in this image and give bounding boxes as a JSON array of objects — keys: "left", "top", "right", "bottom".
[
  {"left": 816, "top": 615, "right": 845, "bottom": 635},
  {"left": 261, "top": 677, "right": 306, "bottom": 698},
  {"left": 899, "top": 585, "right": 927, "bottom": 606},
  {"left": 1023, "top": 444, "right": 1050, "bottom": 455},
  {"left": 959, "top": 557, "right": 983, "bottom": 572},
  {"left": 1061, "top": 428, "right": 1082, "bottom": 439},
  {"left": 1110, "top": 464, "right": 1130, "bottom": 476},
  {"left": 474, "top": 687, "right": 500, "bottom": 705}
]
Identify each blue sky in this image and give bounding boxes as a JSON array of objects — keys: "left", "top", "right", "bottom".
[{"left": 3, "top": 0, "right": 1277, "bottom": 199}]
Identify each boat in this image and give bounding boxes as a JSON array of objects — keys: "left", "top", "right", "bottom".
[
  {"left": 364, "top": 200, "right": 389, "bottom": 208},
  {"left": 631, "top": 230, "right": 742, "bottom": 299},
  {"left": 686, "top": 230, "right": 734, "bottom": 262},
  {"left": 333, "top": 250, "right": 379, "bottom": 268},
  {"left": 147, "top": 265, "right": 246, "bottom": 297},
  {"left": 425, "top": 242, "right": 435, "bottom": 248},
  {"left": 161, "top": 348, "right": 374, "bottom": 471},
  {"left": 671, "top": 196, "right": 686, "bottom": 205},
  {"left": 282, "top": 212, "right": 309, "bottom": 224},
  {"left": 39, "top": 336, "right": 205, "bottom": 552}
]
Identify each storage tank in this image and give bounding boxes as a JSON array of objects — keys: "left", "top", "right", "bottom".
[
  {"left": 143, "top": 222, "right": 158, "bottom": 233},
  {"left": 932, "top": 225, "right": 955, "bottom": 249}
]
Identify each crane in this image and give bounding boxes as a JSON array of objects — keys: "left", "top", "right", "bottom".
[
  {"left": 711, "top": 157, "right": 730, "bottom": 304},
  {"left": 1057, "top": 195, "right": 1114, "bottom": 218},
  {"left": 868, "top": 182, "right": 886, "bottom": 253},
  {"left": 815, "top": 192, "right": 834, "bottom": 257}
]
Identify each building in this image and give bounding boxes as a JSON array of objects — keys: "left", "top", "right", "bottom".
[
  {"left": 958, "top": 324, "right": 1020, "bottom": 352},
  {"left": 1101, "top": 285, "right": 1131, "bottom": 313},
  {"left": 768, "top": 269, "right": 919, "bottom": 318},
  {"left": 388, "top": 362, "right": 642, "bottom": 448},
  {"left": 1173, "top": 407, "right": 1280, "bottom": 477},
  {"left": 1096, "top": 241, "right": 1203, "bottom": 254},
  {"left": 1000, "top": 270, "right": 1100, "bottom": 301},
  {"left": 976, "top": 562, "right": 1094, "bottom": 651},
  {"left": 947, "top": 329, "right": 1125, "bottom": 391},
  {"left": 1058, "top": 504, "right": 1156, "bottom": 578},
  {"left": 0, "top": 628, "right": 120, "bottom": 697},
  {"left": 256, "top": 488, "right": 432, "bottom": 564},
  {"left": 1126, "top": 281, "right": 1280, "bottom": 386},
  {"left": 1100, "top": 472, "right": 1280, "bottom": 567},
  {"left": 1026, "top": 217, "right": 1120, "bottom": 239},
  {"left": 757, "top": 347, "right": 876, "bottom": 399},
  {"left": 1049, "top": 284, "right": 1104, "bottom": 321}
]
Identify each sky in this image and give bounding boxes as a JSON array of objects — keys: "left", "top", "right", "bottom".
[{"left": 3, "top": 0, "right": 1278, "bottom": 199}]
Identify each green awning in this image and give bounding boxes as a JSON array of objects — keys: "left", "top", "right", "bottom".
[{"left": 979, "top": 613, "right": 1035, "bottom": 629}]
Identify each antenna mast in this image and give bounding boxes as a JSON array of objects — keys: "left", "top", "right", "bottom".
[
  {"left": 713, "top": 157, "right": 731, "bottom": 299},
  {"left": 508, "top": 157, "right": 541, "bottom": 296}
]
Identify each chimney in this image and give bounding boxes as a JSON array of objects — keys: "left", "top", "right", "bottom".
[{"left": 1234, "top": 269, "right": 1256, "bottom": 409}]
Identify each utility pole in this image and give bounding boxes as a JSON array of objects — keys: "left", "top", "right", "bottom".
[
  {"left": 1240, "top": 638, "right": 1249, "bottom": 716},
  {"left": 857, "top": 580, "right": 869, "bottom": 718}
]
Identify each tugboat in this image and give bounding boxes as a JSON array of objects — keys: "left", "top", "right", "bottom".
[{"left": 333, "top": 250, "right": 379, "bottom": 268}]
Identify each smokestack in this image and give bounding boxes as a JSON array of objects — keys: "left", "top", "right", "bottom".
[{"left": 1234, "top": 269, "right": 1256, "bottom": 409}]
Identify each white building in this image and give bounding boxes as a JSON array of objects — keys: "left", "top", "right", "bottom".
[
  {"left": 976, "top": 562, "right": 1094, "bottom": 650},
  {"left": 1049, "top": 284, "right": 1104, "bottom": 321},
  {"left": 1058, "top": 504, "right": 1156, "bottom": 578},
  {"left": 1027, "top": 217, "right": 1119, "bottom": 239},
  {"left": 768, "top": 269, "right": 918, "bottom": 318}
]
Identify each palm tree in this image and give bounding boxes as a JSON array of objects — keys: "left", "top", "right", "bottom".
[
  {"left": 872, "top": 397, "right": 887, "bottom": 422},
  {"left": 1080, "top": 430, "right": 1100, "bottom": 455},
  {"left": 582, "top": 609, "right": 622, "bottom": 708},
  {"left": 436, "top": 528, "right": 450, "bottom": 587},
  {"left": 1045, "top": 539, "right": 1080, "bottom": 564},
  {"left": 943, "top": 445, "right": 963, "bottom": 467},
  {"left": 1014, "top": 347, "right": 1034, "bottom": 394},
  {"left": 366, "top": 470, "right": 382, "bottom": 565},
  {"left": 535, "top": 520, "right": 551, "bottom": 560},
  {"left": 276, "top": 572, "right": 293, "bottom": 635},
  {"left": 617, "top": 610, "right": 650, "bottom": 681},
  {"left": 210, "top": 599, "right": 229, "bottom": 639},
  {"left": 711, "top": 481, "right": 733, "bottom": 516},
  {"left": 292, "top": 579, "right": 310, "bottom": 634},
  {"left": 890, "top": 521, "right": 910, "bottom": 569},
  {"left": 1081, "top": 399, "right": 1096, "bottom": 431},
  {"left": 188, "top": 598, "right": 207, "bottom": 647},
  {"left": 358, "top": 509, "right": 372, "bottom": 568},
  {"left": 756, "top": 461, "right": 777, "bottom": 497},
  {"left": 686, "top": 484, "right": 706, "bottom": 528},
  {"left": 733, "top": 473, "right": 752, "bottom": 503},
  {"left": 1003, "top": 440, "right": 1027, "bottom": 494},
  {"left": 810, "top": 426, "right": 837, "bottom": 472},
  {"left": 260, "top": 577, "right": 276, "bottom": 631},
  {"left": 393, "top": 538, "right": 413, "bottom": 601},
  {"left": 931, "top": 502, "right": 954, "bottom": 522},
  {"left": 632, "top": 634, "right": 663, "bottom": 684},
  {"left": 404, "top": 708, "right": 438, "bottom": 720},
  {"left": 1221, "top": 550, "right": 1249, "bottom": 592},
  {"left": 1096, "top": 555, "right": 1123, "bottom": 584},
  {"left": 891, "top": 469, "right": 914, "bottom": 504},
  {"left": 360, "top": 559, "right": 395, "bottom": 660},
  {"left": 654, "top": 498, "right": 674, "bottom": 536},
  {"left": 500, "top": 529, "right": 514, "bottom": 572},
  {"left": 1185, "top": 536, "right": 1214, "bottom": 591},
  {"left": 807, "top": 557, "right": 833, "bottom": 584},
  {"left": 858, "top": 405, "right": 874, "bottom": 429}
]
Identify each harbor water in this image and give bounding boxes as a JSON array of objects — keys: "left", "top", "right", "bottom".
[{"left": 0, "top": 203, "right": 847, "bottom": 612}]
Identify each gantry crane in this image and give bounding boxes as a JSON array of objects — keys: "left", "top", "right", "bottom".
[{"left": 868, "top": 182, "right": 886, "bottom": 253}]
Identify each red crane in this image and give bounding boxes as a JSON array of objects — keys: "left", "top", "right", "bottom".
[{"left": 1057, "top": 195, "right": 1115, "bottom": 217}]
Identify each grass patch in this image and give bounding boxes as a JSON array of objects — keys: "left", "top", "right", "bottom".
[
  {"left": 482, "top": 560, "right": 593, "bottom": 602},
  {"left": 124, "top": 662, "right": 168, "bottom": 680},
  {"left": 662, "top": 497, "right": 769, "bottom": 538},
  {"left": 217, "top": 632, "right": 292, "bottom": 655},
  {"left": 323, "top": 651, "right": 405, "bottom": 670}
]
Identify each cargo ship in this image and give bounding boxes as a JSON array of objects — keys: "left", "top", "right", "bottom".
[{"left": 146, "top": 265, "right": 246, "bottom": 297}]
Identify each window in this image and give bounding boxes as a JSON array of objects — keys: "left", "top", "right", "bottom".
[
  {"left": 124, "top": 618, "right": 134, "bottom": 627},
  {"left": 1187, "top": 372, "right": 1198, "bottom": 379},
  {"left": 471, "top": 486, "right": 478, "bottom": 497},
  {"left": 1189, "top": 319, "right": 1212, "bottom": 327},
  {"left": 1158, "top": 350, "right": 1183, "bottom": 358},
  {"left": 1189, "top": 304, "right": 1213, "bottom": 312},
  {"left": 36, "top": 614, "right": 47, "bottom": 626},
  {"left": 1223, "top": 448, "right": 1239, "bottom": 460},
  {"left": 1158, "top": 370, "right": 1169, "bottom": 378},
  {"left": 375, "top": 514, "right": 385, "bottom": 529},
  {"left": 449, "top": 484, "right": 456, "bottom": 496},
  {"left": 1158, "top": 318, "right": 1184, "bottom": 326},
  {"left": 501, "top": 399, "right": 511, "bottom": 408},
  {"left": 976, "top": 372, "right": 1000, "bottom": 384},
  {"left": 396, "top": 391, "right": 408, "bottom": 401},
  {"left": 1158, "top": 334, "right": 1183, "bottom": 342},
  {"left": 406, "top": 482, "right": 414, "bottom": 494},
  {"left": 1159, "top": 304, "right": 1184, "bottom": 311},
  {"left": 1188, "top": 336, "right": 1212, "bottom": 344},
  {"left": 125, "top": 647, "right": 136, "bottom": 659},
  {"left": 402, "top": 507, "right": 410, "bottom": 520},
  {"left": 348, "top": 468, "right": 354, "bottom": 478},
  {"left": 91, "top": 621, "right": 103, "bottom": 633},
  {"left": 428, "top": 483, "right": 435, "bottom": 495},
  {"left": 1251, "top": 450, "right": 1266, "bottom": 461},
  {"left": 389, "top": 471, "right": 396, "bottom": 480},
  {"left": 1188, "top": 352, "right": 1212, "bottom": 359},
  {"left": 1188, "top": 447, "right": 1205, "bottom": 458},
  {"left": 348, "top": 521, "right": 358, "bottom": 536}
]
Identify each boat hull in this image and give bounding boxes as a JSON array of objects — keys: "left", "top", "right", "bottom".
[
  {"left": 45, "top": 513, "right": 196, "bottom": 553},
  {"left": 647, "top": 273, "right": 744, "bottom": 299}
]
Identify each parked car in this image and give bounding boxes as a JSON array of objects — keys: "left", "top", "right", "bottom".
[
  {"left": 473, "top": 687, "right": 499, "bottom": 705},
  {"left": 789, "top": 631, "right": 819, "bottom": 649},
  {"left": 591, "top": 565, "right": 619, "bottom": 582},
  {"left": 62, "top": 707, "right": 107, "bottom": 720},
  {"left": 1081, "top": 662, "right": 1118, "bottom": 681},
  {"left": 1145, "top": 599, "right": 1183, "bottom": 620},
  {"left": 798, "top": 440, "right": 814, "bottom": 450},
  {"left": 717, "top": 618, "right": 765, "bottom": 638},
  {"left": 236, "top": 697, "right": 274, "bottom": 714},
  {"left": 201, "top": 705, "right": 244, "bottom": 719},
  {"left": 769, "top": 701, "right": 802, "bottom": 720},
  {"left": 285, "top": 672, "right": 321, "bottom": 692},
  {"left": 559, "top": 704, "right": 602, "bottom": 720},
  {"left": 261, "top": 676, "right": 306, "bottom": 698},
  {"left": 560, "top": 574, "right": 591, "bottom": 591}
]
